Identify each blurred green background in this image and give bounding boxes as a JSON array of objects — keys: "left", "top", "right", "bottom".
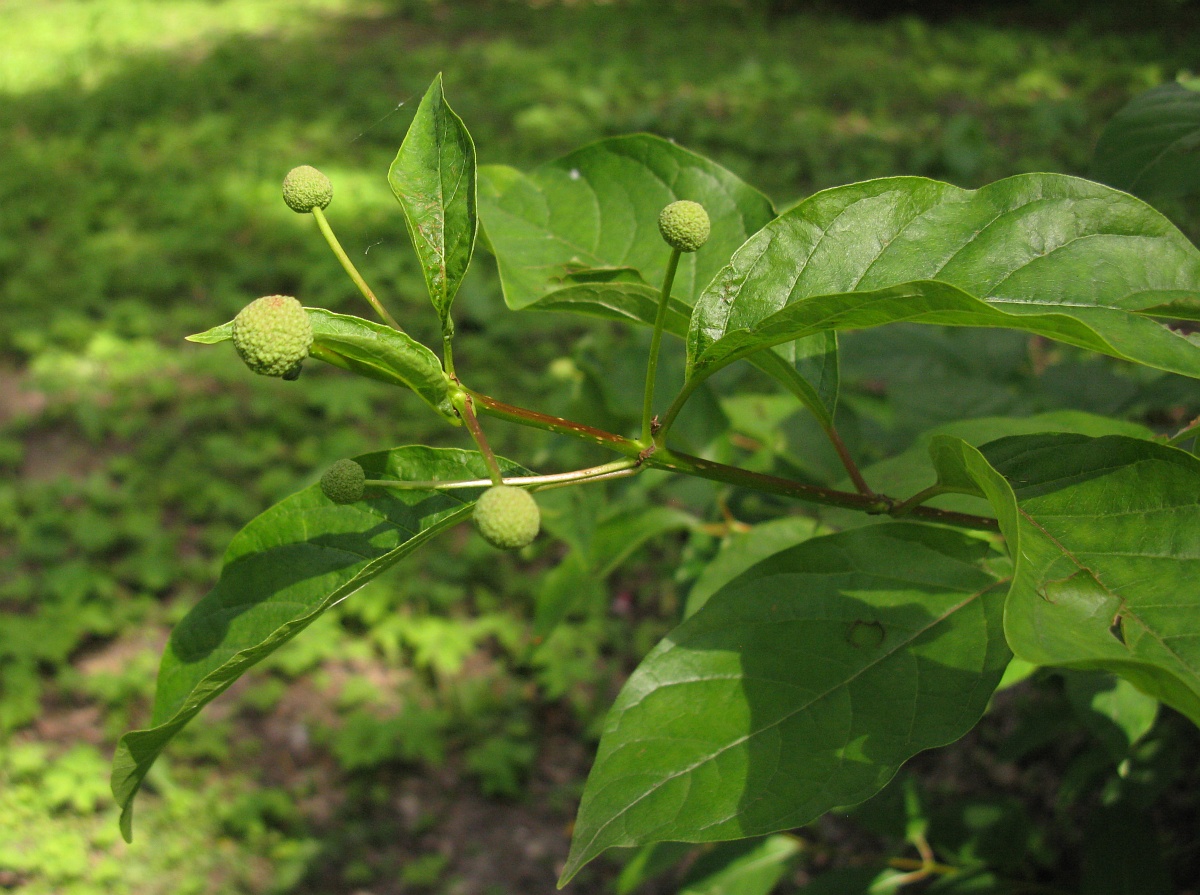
[{"left": 2, "top": 1, "right": 1199, "bottom": 893}]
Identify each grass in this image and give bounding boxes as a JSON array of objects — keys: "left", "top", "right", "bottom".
[{"left": 2, "top": 1, "right": 1199, "bottom": 893}]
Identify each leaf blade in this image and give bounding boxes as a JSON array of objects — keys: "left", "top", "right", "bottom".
[
  {"left": 687, "top": 174, "right": 1200, "bottom": 385},
  {"left": 388, "top": 73, "right": 477, "bottom": 327},
  {"left": 1092, "top": 81, "right": 1200, "bottom": 198},
  {"left": 112, "top": 446, "right": 524, "bottom": 841},
  {"left": 561, "top": 523, "right": 1009, "bottom": 882}
]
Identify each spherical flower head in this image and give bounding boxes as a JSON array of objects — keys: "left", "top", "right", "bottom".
[
  {"left": 321, "top": 459, "right": 366, "bottom": 504},
  {"left": 282, "top": 165, "right": 333, "bottom": 214},
  {"left": 232, "top": 295, "right": 313, "bottom": 378},
  {"left": 473, "top": 485, "right": 540, "bottom": 551},
  {"left": 657, "top": 200, "right": 710, "bottom": 253}
]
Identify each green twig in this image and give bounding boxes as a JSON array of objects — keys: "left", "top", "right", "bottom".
[
  {"left": 311, "top": 206, "right": 403, "bottom": 331},
  {"left": 364, "top": 459, "right": 639, "bottom": 492},
  {"left": 642, "top": 247, "right": 682, "bottom": 444}
]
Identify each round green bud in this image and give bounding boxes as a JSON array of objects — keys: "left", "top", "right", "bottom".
[
  {"left": 282, "top": 165, "right": 333, "bottom": 213},
  {"left": 657, "top": 200, "right": 710, "bottom": 253},
  {"left": 473, "top": 485, "right": 540, "bottom": 551},
  {"left": 232, "top": 295, "right": 313, "bottom": 378},
  {"left": 321, "top": 459, "right": 366, "bottom": 504}
]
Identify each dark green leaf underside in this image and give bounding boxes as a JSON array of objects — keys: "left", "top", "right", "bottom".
[{"left": 112, "top": 447, "right": 524, "bottom": 841}]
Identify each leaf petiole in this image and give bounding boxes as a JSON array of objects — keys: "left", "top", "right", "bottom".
[{"left": 311, "top": 205, "right": 404, "bottom": 331}]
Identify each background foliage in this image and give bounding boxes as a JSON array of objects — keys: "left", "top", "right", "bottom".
[{"left": 2, "top": 1, "right": 1199, "bottom": 892}]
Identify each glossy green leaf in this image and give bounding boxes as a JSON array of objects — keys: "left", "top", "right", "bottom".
[
  {"left": 388, "top": 73, "right": 477, "bottom": 327},
  {"left": 478, "top": 135, "right": 775, "bottom": 310},
  {"left": 476, "top": 136, "right": 839, "bottom": 422},
  {"left": 561, "top": 523, "right": 1010, "bottom": 883},
  {"left": 111, "top": 446, "right": 524, "bottom": 841},
  {"left": 188, "top": 309, "right": 456, "bottom": 422},
  {"left": 1092, "top": 81, "right": 1200, "bottom": 198},
  {"left": 927, "top": 433, "right": 1200, "bottom": 724},
  {"left": 686, "top": 174, "right": 1200, "bottom": 392}
]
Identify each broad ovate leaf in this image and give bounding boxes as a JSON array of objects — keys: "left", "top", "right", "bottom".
[
  {"left": 928, "top": 433, "right": 1200, "bottom": 724},
  {"left": 478, "top": 134, "right": 774, "bottom": 310},
  {"left": 388, "top": 73, "right": 477, "bottom": 327},
  {"left": 476, "top": 136, "right": 839, "bottom": 422},
  {"left": 112, "top": 446, "right": 524, "bottom": 841},
  {"left": 1093, "top": 81, "right": 1200, "bottom": 198},
  {"left": 188, "top": 309, "right": 456, "bottom": 422},
  {"left": 561, "top": 523, "right": 1010, "bottom": 882},
  {"left": 686, "top": 174, "right": 1200, "bottom": 390}
]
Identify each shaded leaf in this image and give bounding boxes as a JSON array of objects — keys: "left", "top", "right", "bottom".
[
  {"left": 388, "top": 73, "right": 477, "bottom": 327},
  {"left": 561, "top": 523, "right": 1009, "bottom": 882},
  {"left": 687, "top": 174, "right": 1200, "bottom": 392},
  {"left": 679, "top": 835, "right": 801, "bottom": 895},
  {"left": 1092, "top": 81, "right": 1200, "bottom": 198},
  {"left": 188, "top": 309, "right": 456, "bottom": 422},
  {"left": 928, "top": 433, "right": 1200, "bottom": 724},
  {"left": 1063, "top": 671, "right": 1159, "bottom": 762},
  {"left": 1081, "top": 804, "right": 1173, "bottom": 895},
  {"left": 112, "top": 447, "right": 525, "bottom": 841}
]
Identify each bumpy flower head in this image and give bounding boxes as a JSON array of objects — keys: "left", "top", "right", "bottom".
[
  {"left": 320, "top": 459, "right": 366, "bottom": 504},
  {"left": 232, "top": 295, "right": 313, "bottom": 378},
  {"left": 473, "top": 485, "right": 540, "bottom": 550},
  {"left": 657, "top": 200, "right": 710, "bottom": 253},
  {"left": 282, "top": 165, "right": 333, "bottom": 213}
]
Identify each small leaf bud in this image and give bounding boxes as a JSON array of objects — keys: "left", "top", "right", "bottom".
[
  {"left": 657, "top": 200, "right": 710, "bottom": 253},
  {"left": 473, "top": 485, "right": 540, "bottom": 550},
  {"left": 232, "top": 295, "right": 313, "bottom": 377},
  {"left": 282, "top": 165, "right": 333, "bottom": 213},
  {"left": 321, "top": 459, "right": 366, "bottom": 504}
]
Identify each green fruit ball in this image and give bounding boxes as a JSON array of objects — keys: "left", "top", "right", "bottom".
[
  {"left": 473, "top": 485, "right": 540, "bottom": 550},
  {"left": 320, "top": 459, "right": 366, "bottom": 504},
  {"left": 657, "top": 200, "right": 710, "bottom": 253},
  {"left": 282, "top": 165, "right": 333, "bottom": 213},
  {"left": 232, "top": 295, "right": 313, "bottom": 378}
]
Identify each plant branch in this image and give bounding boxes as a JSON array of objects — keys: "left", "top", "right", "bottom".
[
  {"left": 825, "top": 424, "right": 874, "bottom": 496},
  {"left": 467, "top": 388, "right": 1000, "bottom": 531},
  {"left": 642, "top": 247, "right": 681, "bottom": 444},
  {"left": 453, "top": 392, "right": 504, "bottom": 485},
  {"left": 311, "top": 206, "right": 403, "bottom": 331},
  {"left": 890, "top": 483, "right": 956, "bottom": 516},
  {"left": 1167, "top": 413, "right": 1200, "bottom": 446}
]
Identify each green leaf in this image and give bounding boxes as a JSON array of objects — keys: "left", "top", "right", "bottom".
[
  {"left": 478, "top": 135, "right": 775, "bottom": 311},
  {"left": 686, "top": 516, "right": 826, "bottom": 618},
  {"left": 1062, "top": 671, "right": 1159, "bottom": 762},
  {"left": 111, "top": 446, "right": 524, "bottom": 842},
  {"left": 560, "top": 523, "right": 1010, "bottom": 883},
  {"left": 188, "top": 309, "right": 456, "bottom": 422},
  {"left": 1081, "top": 804, "right": 1174, "bottom": 895},
  {"left": 388, "top": 73, "right": 477, "bottom": 328},
  {"left": 927, "top": 433, "right": 1200, "bottom": 724},
  {"left": 686, "top": 174, "right": 1200, "bottom": 392},
  {"left": 1093, "top": 81, "right": 1200, "bottom": 198},
  {"left": 477, "top": 136, "right": 839, "bottom": 421},
  {"left": 679, "top": 835, "right": 801, "bottom": 895}
]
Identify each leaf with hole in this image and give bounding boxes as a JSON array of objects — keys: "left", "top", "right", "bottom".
[{"left": 561, "top": 523, "right": 1010, "bottom": 882}]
